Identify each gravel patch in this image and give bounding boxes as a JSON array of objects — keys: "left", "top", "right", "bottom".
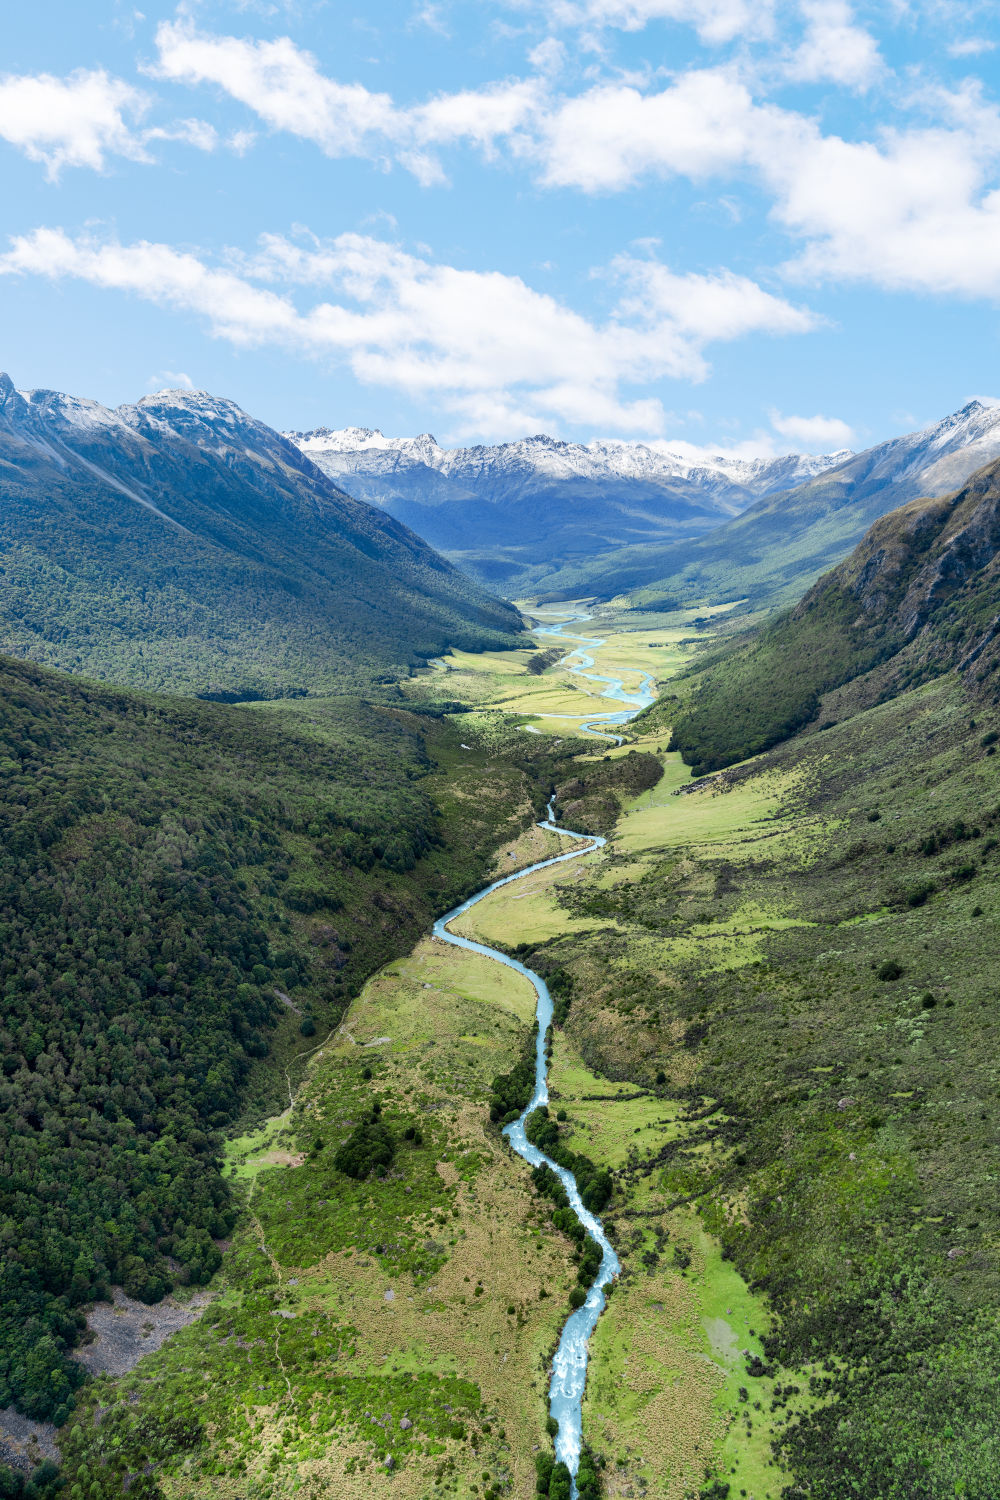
[
  {"left": 74, "top": 1287, "right": 213, "bottom": 1377},
  {"left": 0, "top": 1408, "right": 58, "bottom": 1473}
]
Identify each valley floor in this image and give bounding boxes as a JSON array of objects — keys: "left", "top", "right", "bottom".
[{"left": 53, "top": 602, "right": 1000, "bottom": 1500}]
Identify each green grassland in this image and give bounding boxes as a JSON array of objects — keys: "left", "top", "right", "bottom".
[
  {"left": 548, "top": 1033, "right": 793, "bottom": 1500},
  {"left": 521, "top": 671, "right": 1000, "bottom": 1499},
  {"left": 405, "top": 605, "right": 704, "bottom": 739}
]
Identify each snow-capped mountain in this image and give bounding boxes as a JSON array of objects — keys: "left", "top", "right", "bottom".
[
  {"left": 285, "top": 425, "right": 852, "bottom": 588},
  {"left": 0, "top": 375, "right": 521, "bottom": 695},
  {"left": 574, "top": 399, "right": 1000, "bottom": 609},
  {"left": 291, "top": 426, "right": 849, "bottom": 504}
]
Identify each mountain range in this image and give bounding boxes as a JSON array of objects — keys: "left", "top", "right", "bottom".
[
  {"left": 0, "top": 378, "right": 521, "bottom": 698},
  {"left": 668, "top": 447, "right": 1000, "bottom": 773},
  {"left": 288, "top": 425, "right": 850, "bottom": 591},
  {"left": 537, "top": 399, "right": 1000, "bottom": 609},
  {"left": 290, "top": 403, "right": 1000, "bottom": 611}
]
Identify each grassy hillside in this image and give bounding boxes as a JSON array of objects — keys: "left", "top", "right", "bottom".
[
  {"left": 666, "top": 458, "right": 1000, "bottom": 773},
  {"left": 517, "top": 680, "right": 1000, "bottom": 1498},
  {"left": 0, "top": 653, "right": 575, "bottom": 1432},
  {"left": 0, "top": 380, "right": 522, "bottom": 698}
]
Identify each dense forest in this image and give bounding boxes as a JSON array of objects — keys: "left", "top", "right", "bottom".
[
  {"left": 0, "top": 378, "right": 523, "bottom": 699},
  {"left": 0, "top": 652, "right": 575, "bottom": 1426}
]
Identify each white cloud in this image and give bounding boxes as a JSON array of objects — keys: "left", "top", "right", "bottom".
[
  {"left": 151, "top": 20, "right": 541, "bottom": 182},
  {"left": 769, "top": 409, "right": 855, "bottom": 448},
  {"left": 531, "top": 0, "right": 774, "bottom": 44},
  {"left": 144, "top": 117, "right": 219, "bottom": 152},
  {"left": 785, "top": 1, "right": 882, "bottom": 89},
  {"left": 0, "top": 68, "right": 150, "bottom": 178},
  {"left": 523, "top": 66, "right": 1000, "bottom": 299},
  {"left": 150, "top": 370, "right": 195, "bottom": 390},
  {"left": 0, "top": 227, "right": 819, "bottom": 439},
  {"left": 0, "top": 66, "right": 229, "bottom": 178},
  {"left": 947, "top": 37, "right": 996, "bottom": 57},
  {"left": 530, "top": 70, "right": 776, "bottom": 191}
]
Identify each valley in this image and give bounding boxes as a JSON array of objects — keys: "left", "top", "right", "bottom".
[{"left": 3, "top": 385, "right": 1000, "bottom": 1500}]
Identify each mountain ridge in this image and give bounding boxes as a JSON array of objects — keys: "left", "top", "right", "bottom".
[
  {"left": 0, "top": 376, "right": 523, "bottom": 697},
  {"left": 286, "top": 423, "right": 850, "bottom": 588},
  {"left": 665, "top": 446, "right": 1000, "bottom": 774},
  {"left": 573, "top": 399, "right": 1000, "bottom": 611}
]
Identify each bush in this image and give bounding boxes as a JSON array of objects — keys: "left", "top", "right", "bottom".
[
  {"left": 549, "top": 1461, "right": 572, "bottom": 1500},
  {"left": 877, "top": 960, "right": 904, "bottom": 981},
  {"left": 569, "top": 1286, "right": 587, "bottom": 1309},
  {"left": 332, "top": 1114, "right": 395, "bottom": 1179}
]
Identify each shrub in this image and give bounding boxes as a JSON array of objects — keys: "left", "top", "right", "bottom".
[
  {"left": 569, "top": 1286, "right": 587, "bottom": 1309},
  {"left": 877, "top": 960, "right": 904, "bottom": 981},
  {"left": 332, "top": 1114, "right": 395, "bottom": 1179}
]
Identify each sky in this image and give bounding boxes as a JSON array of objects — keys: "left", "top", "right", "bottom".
[{"left": 3, "top": 1, "right": 1000, "bottom": 455}]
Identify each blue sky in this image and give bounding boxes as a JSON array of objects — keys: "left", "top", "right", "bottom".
[{"left": 3, "top": 0, "right": 1000, "bottom": 454}]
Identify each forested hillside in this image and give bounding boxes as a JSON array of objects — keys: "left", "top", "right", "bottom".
[
  {"left": 666, "top": 455, "right": 1000, "bottom": 773},
  {"left": 0, "top": 378, "right": 522, "bottom": 699},
  {"left": 0, "top": 653, "right": 572, "bottom": 1428}
]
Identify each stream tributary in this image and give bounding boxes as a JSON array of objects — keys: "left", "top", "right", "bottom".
[{"left": 433, "top": 612, "right": 656, "bottom": 1493}]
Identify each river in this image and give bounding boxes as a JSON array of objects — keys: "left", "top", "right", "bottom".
[{"left": 433, "top": 611, "right": 656, "bottom": 1495}]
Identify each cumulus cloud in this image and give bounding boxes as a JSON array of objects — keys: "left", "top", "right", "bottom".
[
  {"left": 0, "top": 68, "right": 151, "bottom": 178},
  {"left": 769, "top": 409, "right": 855, "bottom": 448},
  {"left": 146, "top": 16, "right": 1000, "bottom": 305},
  {"left": 784, "top": 1, "right": 882, "bottom": 89},
  {"left": 0, "top": 66, "right": 225, "bottom": 178},
  {"left": 151, "top": 20, "right": 541, "bottom": 183},
  {"left": 0, "top": 227, "right": 819, "bottom": 438},
  {"left": 523, "top": 66, "right": 1000, "bottom": 299}
]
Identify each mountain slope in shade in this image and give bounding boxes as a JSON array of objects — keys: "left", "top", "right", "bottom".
[
  {"left": 0, "top": 378, "right": 522, "bottom": 697},
  {"left": 569, "top": 400, "right": 1000, "bottom": 609},
  {"left": 287, "top": 426, "right": 850, "bottom": 588},
  {"left": 666, "top": 448, "right": 1000, "bottom": 773}
]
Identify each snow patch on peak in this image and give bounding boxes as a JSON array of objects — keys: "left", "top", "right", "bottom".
[{"left": 287, "top": 424, "right": 851, "bottom": 497}]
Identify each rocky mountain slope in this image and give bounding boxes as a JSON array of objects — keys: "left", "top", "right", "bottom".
[
  {"left": 666, "top": 448, "right": 1000, "bottom": 773},
  {"left": 572, "top": 400, "right": 1000, "bottom": 610},
  {"left": 0, "top": 378, "right": 522, "bottom": 698},
  {"left": 287, "top": 426, "right": 849, "bottom": 589}
]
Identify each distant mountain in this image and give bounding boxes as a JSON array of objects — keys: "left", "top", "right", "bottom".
[
  {"left": 668, "top": 447, "right": 1000, "bottom": 774},
  {"left": 286, "top": 426, "right": 850, "bottom": 590},
  {"left": 0, "top": 378, "right": 522, "bottom": 698},
  {"left": 564, "top": 400, "right": 1000, "bottom": 610}
]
